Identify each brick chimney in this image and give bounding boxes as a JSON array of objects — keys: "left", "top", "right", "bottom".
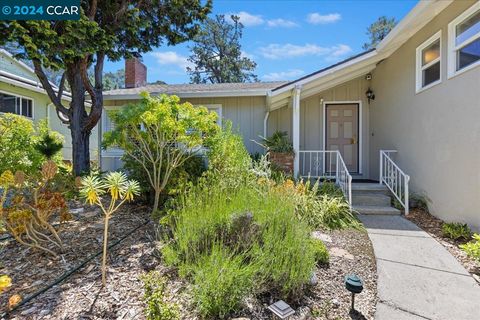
[{"left": 125, "top": 57, "right": 147, "bottom": 88}]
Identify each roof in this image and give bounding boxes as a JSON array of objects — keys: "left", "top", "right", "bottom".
[
  {"left": 103, "top": 81, "right": 287, "bottom": 100},
  {"left": 272, "top": 49, "right": 375, "bottom": 91},
  {"left": 0, "top": 49, "right": 73, "bottom": 101}
]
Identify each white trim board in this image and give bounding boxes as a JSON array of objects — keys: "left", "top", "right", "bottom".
[{"left": 322, "top": 100, "right": 363, "bottom": 174}]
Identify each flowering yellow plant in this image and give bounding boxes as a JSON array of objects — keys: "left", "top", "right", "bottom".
[{"left": 79, "top": 172, "right": 140, "bottom": 286}]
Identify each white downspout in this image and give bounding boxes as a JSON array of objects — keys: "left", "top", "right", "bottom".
[
  {"left": 263, "top": 111, "right": 269, "bottom": 140},
  {"left": 292, "top": 85, "right": 302, "bottom": 178}
]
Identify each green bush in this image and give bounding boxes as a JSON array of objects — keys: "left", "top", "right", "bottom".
[
  {"left": 205, "top": 121, "right": 252, "bottom": 190},
  {"left": 141, "top": 271, "right": 180, "bottom": 320},
  {"left": 262, "top": 131, "right": 293, "bottom": 153},
  {"left": 460, "top": 234, "right": 480, "bottom": 263},
  {"left": 291, "top": 180, "right": 361, "bottom": 230},
  {"left": 0, "top": 114, "right": 64, "bottom": 175},
  {"left": 162, "top": 183, "right": 316, "bottom": 317},
  {"left": 192, "top": 246, "right": 255, "bottom": 318},
  {"left": 311, "top": 238, "right": 329, "bottom": 265},
  {"left": 442, "top": 222, "right": 471, "bottom": 240}
]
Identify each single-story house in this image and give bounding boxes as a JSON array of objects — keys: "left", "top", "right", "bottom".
[
  {"left": 101, "top": 0, "right": 480, "bottom": 230},
  {"left": 1, "top": 0, "right": 478, "bottom": 230},
  {"left": 0, "top": 49, "right": 99, "bottom": 161}
]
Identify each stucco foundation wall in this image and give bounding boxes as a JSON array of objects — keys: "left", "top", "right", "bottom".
[
  {"left": 369, "top": 0, "right": 480, "bottom": 229},
  {"left": 268, "top": 76, "right": 371, "bottom": 176}
]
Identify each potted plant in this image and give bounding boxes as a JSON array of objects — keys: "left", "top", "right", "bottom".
[{"left": 262, "top": 131, "right": 294, "bottom": 174}]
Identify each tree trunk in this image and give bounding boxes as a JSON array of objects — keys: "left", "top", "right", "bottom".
[{"left": 67, "top": 68, "right": 92, "bottom": 176}]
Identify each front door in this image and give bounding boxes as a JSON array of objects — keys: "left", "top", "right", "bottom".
[{"left": 325, "top": 103, "right": 359, "bottom": 172}]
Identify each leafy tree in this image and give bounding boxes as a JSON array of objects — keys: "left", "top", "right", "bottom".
[
  {"left": 187, "top": 15, "right": 258, "bottom": 83},
  {"left": 103, "top": 93, "right": 219, "bottom": 213},
  {"left": 97, "top": 69, "right": 125, "bottom": 91},
  {"left": 0, "top": 0, "right": 211, "bottom": 175},
  {"left": 362, "top": 16, "right": 397, "bottom": 50}
]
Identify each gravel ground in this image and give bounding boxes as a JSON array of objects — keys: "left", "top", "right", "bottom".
[
  {"left": 2, "top": 208, "right": 377, "bottom": 319},
  {"left": 406, "top": 208, "right": 480, "bottom": 284}
]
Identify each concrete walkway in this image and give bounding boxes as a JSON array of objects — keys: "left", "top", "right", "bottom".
[{"left": 359, "top": 215, "right": 480, "bottom": 320}]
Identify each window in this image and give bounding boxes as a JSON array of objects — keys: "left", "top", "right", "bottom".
[
  {"left": 448, "top": 2, "right": 480, "bottom": 78},
  {"left": 0, "top": 91, "right": 33, "bottom": 118},
  {"left": 206, "top": 105, "right": 222, "bottom": 126},
  {"left": 416, "top": 31, "right": 441, "bottom": 92}
]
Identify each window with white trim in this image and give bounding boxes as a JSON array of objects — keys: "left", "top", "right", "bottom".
[
  {"left": 448, "top": 2, "right": 480, "bottom": 77},
  {"left": 0, "top": 91, "right": 33, "bottom": 118},
  {"left": 205, "top": 104, "right": 222, "bottom": 125},
  {"left": 416, "top": 31, "right": 442, "bottom": 92}
]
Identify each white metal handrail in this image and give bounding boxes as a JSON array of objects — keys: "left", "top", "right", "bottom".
[
  {"left": 379, "top": 150, "right": 410, "bottom": 215},
  {"left": 298, "top": 150, "right": 352, "bottom": 207}
]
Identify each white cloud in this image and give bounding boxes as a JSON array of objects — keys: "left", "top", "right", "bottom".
[
  {"left": 259, "top": 43, "right": 352, "bottom": 60},
  {"left": 266, "top": 18, "right": 298, "bottom": 28},
  {"left": 230, "top": 11, "right": 264, "bottom": 26},
  {"left": 262, "top": 69, "right": 304, "bottom": 81},
  {"left": 307, "top": 13, "right": 341, "bottom": 25},
  {"left": 150, "top": 51, "right": 193, "bottom": 70}
]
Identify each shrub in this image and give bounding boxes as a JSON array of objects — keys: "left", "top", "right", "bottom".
[
  {"left": 192, "top": 246, "right": 255, "bottom": 318},
  {"left": 442, "top": 222, "right": 471, "bottom": 240},
  {"left": 280, "top": 179, "right": 361, "bottom": 230},
  {"left": 0, "top": 161, "right": 71, "bottom": 256},
  {"left": 262, "top": 131, "right": 293, "bottom": 153},
  {"left": 79, "top": 172, "right": 140, "bottom": 285},
  {"left": 162, "top": 184, "right": 316, "bottom": 317},
  {"left": 317, "top": 181, "right": 344, "bottom": 198},
  {"left": 205, "top": 121, "right": 252, "bottom": 190},
  {"left": 460, "top": 234, "right": 480, "bottom": 263},
  {"left": 141, "top": 271, "right": 180, "bottom": 320},
  {"left": 103, "top": 93, "right": 219, "bottom": 213},
  {"left": 0, "top": 114, "right": 43, "bottom": 174},
  {"left": 34, "top": 125, "right": 64, "bottom": 160},
  {"left": 311, "top": 238, "right": 329, "bottom": 265}
]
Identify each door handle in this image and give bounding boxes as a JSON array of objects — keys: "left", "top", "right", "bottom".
[{"left": 350, "top": 136, "right": 357, "bottom": 144}]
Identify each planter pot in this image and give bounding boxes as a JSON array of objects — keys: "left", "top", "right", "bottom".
[{"left": 269, "top": 152, "right": 294, "bottom": 175}]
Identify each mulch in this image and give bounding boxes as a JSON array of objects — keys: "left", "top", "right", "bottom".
[
  {"left": 406, "top": 208, "right": 480, "bottom": 283},
  {"left": 1, "top": 201, "right": 153, "bottom": 319}
]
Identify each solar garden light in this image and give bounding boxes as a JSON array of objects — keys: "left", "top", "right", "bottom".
[
  {"left": 268, "top": 300, "right": 295, "bottom": 319},
  {"left": 345, "top": 274, "right": 363, "bottom": 311}
]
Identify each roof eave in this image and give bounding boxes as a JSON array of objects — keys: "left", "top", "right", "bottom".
[{"left": 103, "top": 89, "right": 271, "bottom": 100}]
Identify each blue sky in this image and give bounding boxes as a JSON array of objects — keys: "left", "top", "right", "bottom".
[{"left": 105, "top": 0, "right": 418, "bottom": 84}]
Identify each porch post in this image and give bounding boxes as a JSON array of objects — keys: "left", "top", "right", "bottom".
[{"left": 292, "top": 85, "right": 301, "bottom": 178}]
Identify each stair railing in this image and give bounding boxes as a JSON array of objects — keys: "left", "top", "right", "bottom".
[
  {"left": 298, "top": 150, "right": 352, "bottom": 208},
  {"left": 379, "top": 150, "right": 410, "bottom": 215}
]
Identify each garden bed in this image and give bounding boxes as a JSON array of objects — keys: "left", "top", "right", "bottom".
[
  {"left": 2, "top": 212, "right": 377, "bottom": 319},
  {"left": 1, "top": 202, "right": 153, "bottom": 319},
  {"left": 406, "top": 209, "right": 480, "bottom": 283}
]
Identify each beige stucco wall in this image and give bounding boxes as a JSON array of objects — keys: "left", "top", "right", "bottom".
[
  {"left": 268, "top": 76, "right": 372, "bottom": 176},
  {"left": 0, "top": 81, "right": 99, "bottom": 162},
  {"left": 370, "top": 0, "right": 480, "bottom": 229}
]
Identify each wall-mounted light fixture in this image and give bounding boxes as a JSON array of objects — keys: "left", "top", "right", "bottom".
[{"left": 366, "top": 88, "right": 375, "bottom": 103}]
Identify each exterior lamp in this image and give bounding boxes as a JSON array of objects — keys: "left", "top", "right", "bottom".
[
  {"left": 345, "top": 274, "right": 363, "bottom": 310},
  {"left": 365, "top": 88, "right": 375, "bottom": 103},
  {"left": 268, "top": 300, "right": 295, "bottom": 319}
]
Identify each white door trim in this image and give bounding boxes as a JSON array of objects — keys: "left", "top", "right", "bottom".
[{"left": 322, "top": 100, "right": 363, "bottom": 174}]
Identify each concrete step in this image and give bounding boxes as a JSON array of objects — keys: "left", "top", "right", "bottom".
[
  {"left": 354, "top": 205, "right": 401, "bottom": 215},
  {"left": 352, "top": 183, "right": 390, "bottom": 195},
  {"left": 352, "top": 193, "right": 391, "bottom": 206}
]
